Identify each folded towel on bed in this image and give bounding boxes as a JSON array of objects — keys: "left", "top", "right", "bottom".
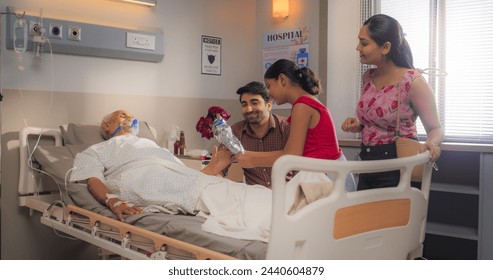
[{"left": 287, "top": 172, "right": 334, "bottom": 215}]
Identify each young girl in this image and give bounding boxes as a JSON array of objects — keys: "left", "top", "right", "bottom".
[{"left": 235, "top": 59, "right": 355, "bottom": 192}]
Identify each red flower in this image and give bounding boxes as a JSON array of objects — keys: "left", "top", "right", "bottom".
[
  {"left": 195, "top": 116, "right": 213, "bottom": 139},
  {"left": 367, "top": 98, "right": 376, "bottom": 107},
  {"left": 391, "top": 100, "right": 398, "bottom": 110},
  {"left": 405, "top": 82, "right": 411, "bottom": 92},
  {"left": 196, "top": 106, "right": 231, "bottom": 139},
  {"left": 384, "top": 86, "right": 394, "bottom": 93},
  {"left": 376, "top": 107, "right": 384, "bottom": 117},
  {"left": 358, "top": 101, "right": 364, "bottom": 108},
  {"left": 208, "top": 106, "right": 231, "bottom": 121},
  {"left": 368, "top": 132, "right": 377, "bottom": 141},
  {"left": 364, "top": 83, "right": 371, "bottom": 91}
]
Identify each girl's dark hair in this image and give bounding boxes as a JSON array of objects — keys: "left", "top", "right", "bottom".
[
  {"left": 364, "top": 14, "right": 414, "bottom": 69},
  {"left": 264, "top": 59, "right": 321, "bottom": 95}
]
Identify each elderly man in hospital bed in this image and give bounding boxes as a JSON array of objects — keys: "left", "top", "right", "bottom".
[{"left": 69, "top": 109, "right": 287, "bottom": 242}]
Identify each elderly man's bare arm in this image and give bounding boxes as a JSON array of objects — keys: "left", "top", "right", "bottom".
[{"left": 87, "top": 177, "right": 142, "bottom": 221}]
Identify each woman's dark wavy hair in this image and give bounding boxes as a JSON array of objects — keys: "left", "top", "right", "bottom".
[
  {"left": 264, "top": 59, "right": 321, "bottom": 96},
  {"left": 364, "top": 14, "right": 414, "bottom": 69}
]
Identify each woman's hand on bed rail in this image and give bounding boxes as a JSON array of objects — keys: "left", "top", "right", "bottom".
[{"left": 107, "top": 197, "right": 143, "bottom": 221}]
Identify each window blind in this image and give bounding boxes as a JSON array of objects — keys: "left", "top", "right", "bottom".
[{"left": 365, "top": 0, "right": 493, "bottom": 144}]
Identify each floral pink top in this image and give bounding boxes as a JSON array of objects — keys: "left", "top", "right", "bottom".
[{"left": 357, "top": 68, "right": 421, "bottom": 146}]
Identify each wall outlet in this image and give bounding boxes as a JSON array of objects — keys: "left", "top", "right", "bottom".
[
  {"left": 68, "top": 25, "right": 81, "bottom": 41},
  {"left": 126, "top": 32, "right": 156, "bottom": 50},
  {"left": 48, "top": 23, "right": 63, "bottom": 39}
]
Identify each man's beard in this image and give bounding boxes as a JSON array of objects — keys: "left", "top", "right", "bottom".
[{"left": 244, "top": 111, "right": 266, "bottom": 125}]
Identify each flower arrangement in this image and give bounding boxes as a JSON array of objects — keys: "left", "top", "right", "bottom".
[
  {"left": 196, "top": 106, "right": 231, "bottom": 140},
  {"left": 196, "top": 106, "right": 244, "bottom": 154}
]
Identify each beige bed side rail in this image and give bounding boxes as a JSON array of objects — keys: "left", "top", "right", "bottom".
[{"left": 64, "top": 204, "right": 237, "bottom": 260}]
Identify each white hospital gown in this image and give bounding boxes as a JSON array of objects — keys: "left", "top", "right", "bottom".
[
  {"left": 70, "top": 134, "right": 222, "bottom": 214},
  {"left": 70, "top": 134, "right": 273, "bottom": 242}
]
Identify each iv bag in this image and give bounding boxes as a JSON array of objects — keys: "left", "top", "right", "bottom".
[{"left": 13, "top": 18, "right": 28, "bottom": 54}]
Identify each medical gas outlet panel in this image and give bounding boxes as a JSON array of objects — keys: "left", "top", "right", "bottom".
[{"left": 5, "top": 6, "right": 164, "bottom": 63}]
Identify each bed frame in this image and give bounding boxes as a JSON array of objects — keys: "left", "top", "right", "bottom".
[{"left": 18, "top": 126, "right": 433, "bottom": 260}]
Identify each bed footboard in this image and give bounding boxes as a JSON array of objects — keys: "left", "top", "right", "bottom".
[{"left": 267, "top": 152, "right": 433, "bottom": 260}]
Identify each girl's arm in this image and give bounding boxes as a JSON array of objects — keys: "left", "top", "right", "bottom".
[{"left": 236, "top": 103, "right": 314, "bottom": 168}]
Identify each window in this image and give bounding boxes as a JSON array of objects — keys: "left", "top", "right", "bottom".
[{"left": 363, "top": 0, "right": 493, "bottom": 143}]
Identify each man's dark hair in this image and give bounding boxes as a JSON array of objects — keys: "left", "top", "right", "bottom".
[{"left": 236, "top": 81, "right": 271, "bottom": 103}]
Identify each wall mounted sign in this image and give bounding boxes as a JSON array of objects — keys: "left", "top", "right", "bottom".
[
  {"left": 263, "top": 26, "right": 310, "bottom": 73},
  {"left": 201, "top": 35, "right": 222, "bottom": 76},
  {"left": 263, "top": 26, "right": 310, "bottom": 108}
]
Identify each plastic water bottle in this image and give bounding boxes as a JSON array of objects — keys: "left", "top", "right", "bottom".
[{"left": 212, "top": 118, "right": 244, "bottom": 154}]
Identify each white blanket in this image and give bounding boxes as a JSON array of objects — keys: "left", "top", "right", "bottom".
[{"left": 197, "top": 181, "right": 272, "bottom": 242}]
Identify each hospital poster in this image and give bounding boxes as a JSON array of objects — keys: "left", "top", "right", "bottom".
[
  {"left": 263, "top": 26, "right": 309, "bottom": 108},
  {"left": 262, "top": 26, "right": 310, "bottom": 73},
  {"left": 201, "top": 35, "right": 222, "bottom": 76}
]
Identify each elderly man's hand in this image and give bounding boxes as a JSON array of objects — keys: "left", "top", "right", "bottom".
[
  {"left": 107, "top": 198, "right": 143, "bottom": 221},
  {"left": 209, "top": 145, "right": 233, "bottom": 171}
]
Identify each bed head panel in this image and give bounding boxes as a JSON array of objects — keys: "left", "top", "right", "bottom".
[{"left": 267, "top": 152, "right": 432, "bottom": 260}]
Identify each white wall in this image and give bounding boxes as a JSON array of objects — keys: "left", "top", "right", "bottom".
[
  {"left": 326, "top": 0, "right": 361, "bottom": 139},
  {"left": 0, "top": 0, "right": 257, "bottom": 99},
  {"left": 0, "top": 0, "right": 363, "bottom": 146}
]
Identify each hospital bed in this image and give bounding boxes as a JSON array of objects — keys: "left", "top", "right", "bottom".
[{"left": 17, "top": 123, "right": 433, "bottom": 260}]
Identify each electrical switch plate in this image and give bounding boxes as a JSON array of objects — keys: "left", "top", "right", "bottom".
[{"left": 126, "top": 32, "right": 156, "bottom": 50}]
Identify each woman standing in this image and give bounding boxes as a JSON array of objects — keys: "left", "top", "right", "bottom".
[{"left": 341, "top": 14, "right": 444, "bottom": 190}]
